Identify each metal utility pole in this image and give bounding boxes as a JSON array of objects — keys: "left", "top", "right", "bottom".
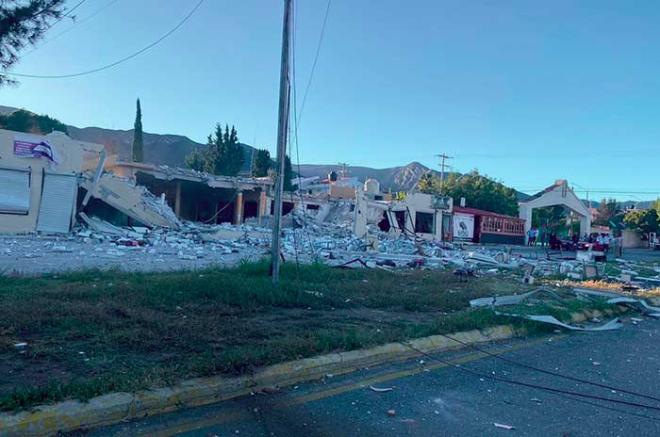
[
  {"left": 270, "top": 0, "right": 292, "bottom": 284},
  {"left": 435, "top": 153, "right": 453, "bottom": 194},
  {"left": 338, "top": 162, "right": 348, "bottom": 179}
]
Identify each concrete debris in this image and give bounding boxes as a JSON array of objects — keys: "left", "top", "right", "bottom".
[
  {"left": 1, "top": 179, "right": 658, "bottom": 293},
  {"left": 369, "top": 386, "right": 394, "bottom": 393},
  {"left": 605, "top": 297, "right": 660, "bottom": 318},
  {"left": 0, "top": 220, "right": 269, "bottom": 274},
  {"left": 469, "top": 287, "right": 562, "bottom": 308},
  {"left": 493, "top": 423, "right": 515, "bottom": 431},
  {"left": 80, "top": 173, "right": 180, "bottom": 229},
  {"left": 496, "top": 311, "right": 623, "bottom": 331}
]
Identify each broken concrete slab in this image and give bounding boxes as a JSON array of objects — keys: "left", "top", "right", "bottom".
[
  {"left": 80, "top": 174, "right": 180, "bottom": 229},
  {"left": 495, "top": 311, "right": 623, "bottom": 331}
]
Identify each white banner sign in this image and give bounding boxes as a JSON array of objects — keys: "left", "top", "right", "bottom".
[
  {"left": 453, "top": 213, "right": 475, "bottom": 240},
  {"left": 13, "top": 133, "right": 60, "bottom": 164}
]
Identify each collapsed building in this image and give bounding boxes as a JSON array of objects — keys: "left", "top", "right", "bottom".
[
  {"left": 0, "top": 128, "right": 592, "bottom": 251},
  {"left": 0, "top": 128, "right": 182, "bottom": 234},
  {"left": 1, "top": 128, "right": 658, "bottom": 295},
  {"left": 0, "top": 129, "right": 104, "bottom": 234},
  {"left": 105, "top": 160, "right": 272, "bottom": 225}
]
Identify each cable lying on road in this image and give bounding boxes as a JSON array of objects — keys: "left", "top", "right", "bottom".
[
  {"left": 399, "top": 340, "right": 660, "bottom": 416},
  {"left": 434, "top": 330, "right": 660, "bottom": 404},
  {"left": 363, "top": 312, "right": 660, "bottom": 419}
]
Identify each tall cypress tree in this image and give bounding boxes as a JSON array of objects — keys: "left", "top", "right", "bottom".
[{"left": 132, "top": 98, "right": 144, "bottom": 162}]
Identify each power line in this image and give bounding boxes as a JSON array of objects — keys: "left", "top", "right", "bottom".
[
  {"left": 296, "top": 0, "right": 331, "bottom": 126},
  {"left": 45, "top": 0, "right": 88, "bottom": 29},
  {"left": 4, "top": 0, "right": 205, "bottom": 79},
  {"left": 355, "top": 310, "right": 660, "bottom": 419},
  {"left": 400, "top": 340, "right": 660, "bottom": 415},
  {"left": 435, "top": 153, "right": 453, "bottom": 194},
  {"left": 518, "top": 189, "right": 660, "bottom": 196},
  {"left": 25, "top": 0, "right": 121, "bottom": 55},
  {"left": 435, "top": 330, "right": 660, "bottom": 404}
]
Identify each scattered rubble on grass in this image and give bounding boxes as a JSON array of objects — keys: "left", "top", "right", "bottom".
[
  {"left": 1, "top": 198, "right": 659, "bottom": 287},
  {"left": 0, "top": 220, "right": 269, "bottom": 274}
]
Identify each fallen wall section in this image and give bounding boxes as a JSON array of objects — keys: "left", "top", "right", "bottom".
[{"left": 81, "top": 174, "right": 180, "bottom": 229}]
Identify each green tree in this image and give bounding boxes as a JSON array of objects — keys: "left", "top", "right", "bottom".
[
  {"left": 1, "top": 0, "right": 65, "bottom": 86},
  {"left": 132, "top": 98, "right": 144, "bottom": 162},
  {"left": 593, "top": 198, "right": 619, "bottom": 226},
  {"left": 532, "top": 205, "right": 566, "bottom": 230},
  {"left": 0, "top": 109, "right": 67, "bottom": 134},
  {"left": 283, "top": 155, "right": 295, "bottom": 191},
  {"left": 624, "top": 209, "right": 659, "bottom": 236},
  {"left": 184, "top": 148, "right": 206, "bottom": 172},
  {"left": 417, "top": 172, "right": 437, "bottom": 194},
  {"left": 652, "top": 198, "right": 660, "bottom": 212},
  {"left": 416, "top": 170, "right": 519, "bottom": 215},
  {"left": 252, "top": 148, "right": 271, "bottom": 177},
  {"left": 185, "top": 123, "right": 245, "bottom": 176}
]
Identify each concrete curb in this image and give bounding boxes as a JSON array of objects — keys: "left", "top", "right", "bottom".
[{"left": 0, "top": 308, "right": 621, "bottom": 436}]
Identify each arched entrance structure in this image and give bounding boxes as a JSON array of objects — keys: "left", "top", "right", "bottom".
[{"left": 518, "top": 180, "right": 591, "bottom": 243}]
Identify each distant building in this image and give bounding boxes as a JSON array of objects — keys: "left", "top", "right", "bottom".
[{"left": 452, "top": 206, "right": 525, "bottom": 245}]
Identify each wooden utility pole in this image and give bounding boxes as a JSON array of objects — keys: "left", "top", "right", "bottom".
[
  {"left": 270, "top": 0, "right": 292, "bottom": 284},
  {"left": 436, "top": 153, "right": 453, "bottom": 194}
]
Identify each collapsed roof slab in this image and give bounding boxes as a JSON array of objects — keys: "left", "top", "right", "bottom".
[
  {"left": 109, "top": 161, "right": 273, "bottom": 192},
  {"left": 80, "top": 174, "right": 180, "bottom": 229}
]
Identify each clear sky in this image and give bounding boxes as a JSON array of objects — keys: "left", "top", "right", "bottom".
[{"left": 2, "top": 0, "right": 659, "bottom": 201}]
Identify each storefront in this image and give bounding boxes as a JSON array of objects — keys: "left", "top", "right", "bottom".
[{"left": 452, "top": 206, "right": 525, "bottom": 245}]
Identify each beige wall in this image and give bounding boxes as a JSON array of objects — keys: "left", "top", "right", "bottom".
[
  {"left": 329, "top": 185, "right": 356, "bottom": 200},
  {"left": 387, "top": 193, "right": 449, "bottom": 241},
  {"left": 622, "top": 229, "right": 646, "bottom": 249},
  {"left": 0, "top": 129, "right": 103, "bottom": 233}
]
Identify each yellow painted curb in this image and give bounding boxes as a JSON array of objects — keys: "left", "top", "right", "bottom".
[{"left": 0, "top": 311, "right": 610, "bottom": 436}]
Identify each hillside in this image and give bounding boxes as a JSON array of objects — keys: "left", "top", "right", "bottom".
[
  {"left": 297, "top": 162, "right": 445, "bottom": 192},
  {"left": 0, "top": 104, "right": 553, "bottom": 199},
  {"left": 67, "top": 126, "right": 256, "bottom": 172},
  {"left": 67, "top": 125, "right": 205, "bottom": 168}
]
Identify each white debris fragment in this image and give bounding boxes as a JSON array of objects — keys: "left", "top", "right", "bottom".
[
  {"left": 369, "top": 386, "right": 394, "bottom": 393},
  {"left": 493, "top": 423, "right": 515, "bottom": 430}
]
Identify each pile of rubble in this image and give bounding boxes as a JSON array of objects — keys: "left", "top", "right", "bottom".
[
  {"left": 2, "top": 200, "right": 659, "bottom": 291},
  {"left": 0, "top": 220, "right": 270, "bottom": 275},
  {"left": 277, "top": 206, "right": 660, "bottom": 291}
]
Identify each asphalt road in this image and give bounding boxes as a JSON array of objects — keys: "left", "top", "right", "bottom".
[{"left": 84, "top": 316, "right": 660, "bottom": 437}]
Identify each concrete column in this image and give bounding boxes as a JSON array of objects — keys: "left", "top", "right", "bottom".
[
  {"left": 579, "top": 215, "right": 591, "bottom": 238},
  {"left": 353, "top": 190, "right": 368, "bottom": 238},
  {"left": 519, "top": 205, "right": 532, "bottom": 244},
  {"left": 174, "top": 181, "right": 182, "bottom": 217},
  {"left": 434, "top": 211, "right": 443, "bottom": 241},
  {"left": 234, "top": 191, "right": 244, "bottom": 224},
  {"left": 258, "top": 190, "right": 268, "bottom": 219}
]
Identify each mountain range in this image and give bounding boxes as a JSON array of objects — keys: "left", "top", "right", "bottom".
[
  {"left": 0, "top": 105, "right": 449, "bottom": 191},
  {"left": 296, "top": 162, "right": 445, "bottom": 192},
  {"left": 4, "top": 105, "right": 652, "bottom": 205}
]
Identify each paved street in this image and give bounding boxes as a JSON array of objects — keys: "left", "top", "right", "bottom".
[{"left": 86, "top": 316, "right": 660, "bottom": 437}]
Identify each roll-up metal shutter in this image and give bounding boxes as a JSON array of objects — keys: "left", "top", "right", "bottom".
[
  {"left": 0, "top": 168, "right": 31, "bottom": 214},
  {"left": 37, "top": 172, "right": 78, "bottom": 234}
]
